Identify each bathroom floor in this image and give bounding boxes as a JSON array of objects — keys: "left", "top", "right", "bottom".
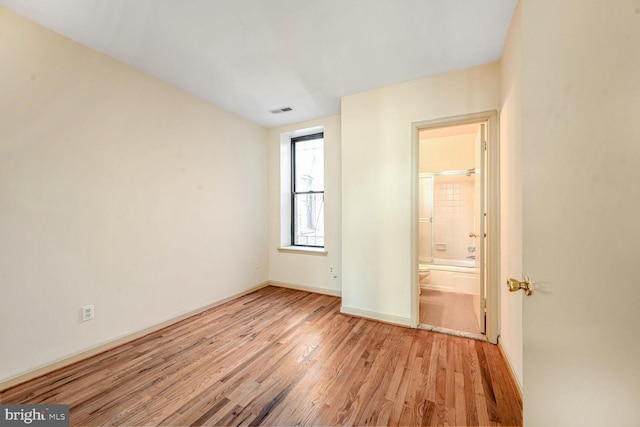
[{"left": 419, "top": 289, "right": 481, "bottom": 334}]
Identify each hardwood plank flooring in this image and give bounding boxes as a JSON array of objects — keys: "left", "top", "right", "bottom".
[{"left": 0, "top": 286, "right": 522, "bottom": 426}]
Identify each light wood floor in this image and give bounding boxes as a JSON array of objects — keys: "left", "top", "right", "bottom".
[
  {"left": 420, "top": 289, "right": 482, "bottom": 334},
  {"left": 1, "top": 286, "right": 522, "bottom": 426}
]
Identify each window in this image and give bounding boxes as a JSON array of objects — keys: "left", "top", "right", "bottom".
[{"left": 291, "top": 133, "right": 324, "bottom": 247}]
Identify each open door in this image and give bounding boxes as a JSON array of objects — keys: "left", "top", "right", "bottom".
[{"left": 516, "top": 1, "right": 640, "bottom": 424}]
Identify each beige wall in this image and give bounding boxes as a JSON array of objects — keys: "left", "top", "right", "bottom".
[
  {"left": 267, "top": 116, "right": 342, "bottom": 295},
  {"left": 521, "top": 0, "right": 640, "bottom": 424},
  {"left": 341, "top": 63, "right": 500, "bottom": 324},
  {"left": 419, "top": 134, "right": 476, "bottom": 173},
  {"left": 498, "top": 1, "right": 523, "bottom": 389},
  {"left": 0, "top": 9, "right": 268, "bottom": 383}
]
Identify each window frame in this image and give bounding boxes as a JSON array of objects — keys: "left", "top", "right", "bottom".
[{"left": 290, "top": 132, "right": 325, "bottom": 248}]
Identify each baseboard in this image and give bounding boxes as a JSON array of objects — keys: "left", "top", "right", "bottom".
[
  {"left": 497, "top": 337, "right": 523, "bottom": 400},
  {"left": 340, "top": 306, "right": 411, "bottom": 328},
  {"left": 269, "top": 280, "right": 342, "bottom": 297},
  {"left": 0, "top": 281, "right": 269, "bottom": 392}
]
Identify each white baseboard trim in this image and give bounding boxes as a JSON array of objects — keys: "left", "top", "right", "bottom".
[
  {"left": 269, "top": 281, "right": 341, "bottom": 297},
  {"left": 0, "top": 281, "right": 270, "bottom": 392},
  {"left": 497, "top": 336, "right": 523, "bottom": 399},
  {"left": 340, "top": 306, "right": 411, "bottom": 327}
]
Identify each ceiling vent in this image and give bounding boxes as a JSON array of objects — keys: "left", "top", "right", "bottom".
[{"left": 270, "top": 107, "right": 293, "bottom": 114}]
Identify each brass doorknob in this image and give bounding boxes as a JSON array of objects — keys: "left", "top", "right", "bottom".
[
  {"left": 507, "top": 276, "right": 533, "bottom": 296},
  {"left": 469, "top": 232, "right": 478, "bottom": 238}
]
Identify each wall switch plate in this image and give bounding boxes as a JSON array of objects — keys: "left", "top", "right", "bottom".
[{"left": 82, "top": 304, "right": 94, "bottom": 321}]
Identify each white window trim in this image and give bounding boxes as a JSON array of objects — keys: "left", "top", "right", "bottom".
[
  {"left": 277, "top": 246, "right": 327, "bottom": 255},
  {"left": 279, "top": 125, "right": 326, "bottom": 253}
]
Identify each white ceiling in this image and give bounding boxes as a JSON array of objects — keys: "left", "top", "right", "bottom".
[{"left": 0, "top": 0, "right": 517, "bottom": 128}]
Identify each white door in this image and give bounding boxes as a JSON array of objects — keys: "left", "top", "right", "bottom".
[{"left": 520, "top": 1, "right": 640, "bottom": 424}]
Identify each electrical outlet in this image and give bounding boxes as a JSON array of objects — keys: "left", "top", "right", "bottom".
[{"left": 82, "top": 304, "right": 94, "bottom": 322}]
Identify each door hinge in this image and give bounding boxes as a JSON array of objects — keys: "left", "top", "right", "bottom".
[
  {"left": 482, "top": 140, "right": 487, "bottom": 151},
  {"left": 481, "top": 298, "right": 487, "bottom": 311}
]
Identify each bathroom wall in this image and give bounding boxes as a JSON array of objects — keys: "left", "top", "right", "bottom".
[
  {"left": 432, "top": 174, "right": 476, "bottom": 262},
  {"left": 419, "top": 133, "right": 476, "bottom": 173},
  {"left": 420, "top": 129, "right": 478, "bottom": 264}
]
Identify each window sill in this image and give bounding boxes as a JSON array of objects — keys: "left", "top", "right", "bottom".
[{"left": 277, "top": 246, "right": 328, "bottom": 255}]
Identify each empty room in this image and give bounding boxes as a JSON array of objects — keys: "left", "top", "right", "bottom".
[{"left": 1, "top": 1, "right": 639, "bottom": 426}]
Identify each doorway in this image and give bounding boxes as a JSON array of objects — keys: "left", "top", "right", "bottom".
[{"left": 411, "top": 111, "right": 499, "bottom": 343}]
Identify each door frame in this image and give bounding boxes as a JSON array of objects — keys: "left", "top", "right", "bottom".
[{"left": 410, "top": 110, "right": 500, "bottom": 344}]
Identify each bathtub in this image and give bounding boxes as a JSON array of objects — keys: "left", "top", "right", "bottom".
[
  {"left": 419, "top": 261, "right": 480, "bottom": 295},
  {"left": 431, "top": 257, "right": 475, "bottom": 268}
]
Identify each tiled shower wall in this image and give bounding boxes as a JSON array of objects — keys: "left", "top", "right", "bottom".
[{"left": 433, "top": 174, "right": 477, "bottom": 261}]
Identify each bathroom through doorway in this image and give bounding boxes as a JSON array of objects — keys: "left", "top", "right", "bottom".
[{"left": 411, "top": 111, "right": 499, "bottom": 343}]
